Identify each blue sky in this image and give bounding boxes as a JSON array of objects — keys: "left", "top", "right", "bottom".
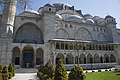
[{"left": 29, "top": 0, "right": 120, "bottom": 28}]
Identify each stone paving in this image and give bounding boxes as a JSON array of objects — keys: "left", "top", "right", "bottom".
[{"left": 10, "top": 73, "right": 39, "bottom": 80}]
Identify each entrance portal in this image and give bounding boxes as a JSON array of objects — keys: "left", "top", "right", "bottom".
[{"left": 22, "top": 45, "right": 34, "bottom": 68}]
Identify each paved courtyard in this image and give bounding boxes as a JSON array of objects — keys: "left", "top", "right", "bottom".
[{"left": 10, "top": 73, "right": 39, "bottom": 80}]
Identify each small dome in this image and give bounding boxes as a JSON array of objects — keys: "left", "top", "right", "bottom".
[
  {"left": 92, "top": 16, "right": 100, "bottom": 21},
  {"left": 65, "top": 15, "right": 84, "bottom": 23},
  {"left": 66, "top": 15, "right": 83, "bottom": 20},
  {"left": 24, "top": 9, "right": 39, "bottom": 14},
  {"left": 84, "top": 14, "right": 93, "bottom": 19},
  {"left": 44, "top": 4, "right": 54, "bottom": 7},
  {"left": 85, "top": 19, "right": 94, "bottom": 24},
  {"left": 55, "top": 14, "right": 62, "bottom": 20},
  {"left": 105, "top": 15, "right": 113, "bottom": 19}
]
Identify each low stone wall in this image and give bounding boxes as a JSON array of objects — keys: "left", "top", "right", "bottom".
[{"left": 65, "top": 63, "right": 117, "bottom": 70}]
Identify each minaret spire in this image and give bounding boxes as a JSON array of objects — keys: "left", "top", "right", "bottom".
[{"left": 24, "top": 1, "right": 28, "bottom": 11}]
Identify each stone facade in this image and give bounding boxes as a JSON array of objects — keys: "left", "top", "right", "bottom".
[{"left": 0, "top": 3, "right": 120, "bottom": 69}]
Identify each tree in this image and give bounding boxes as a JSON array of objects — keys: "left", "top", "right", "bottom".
[
  {"left": 0, "top": 64, "right": 2, "bottom": 80},
  {"left": 68, "top": 65, "right": 85, "bottom": 80},
  {"left": 54, "top": 59, "right": 68, "bottom": 80},
  {"left": 0, "top": 64, "right": 2, "bottom": 72},
  {"left": 0, "top": 0, "right": 31, "bottom": 13},
  {"left": 37, "top": 62, "right": 55, "bottom": 80},
  {"left": 2, "top": 65, "right": 9, "bottom": 80}
]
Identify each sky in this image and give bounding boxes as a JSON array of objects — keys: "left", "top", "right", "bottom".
[{"left": 29, "top": 0, "right": 120, "bottom": 28}]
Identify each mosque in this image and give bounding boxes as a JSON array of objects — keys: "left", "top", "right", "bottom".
[{"left": 0, "top": 1, "right": 120, "bottom": 69}]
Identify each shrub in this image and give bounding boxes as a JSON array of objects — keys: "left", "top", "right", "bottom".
[
  {"left": 98, "top": 69, "right": 101, "bottom": 72},
  {"left": 37, "top": 62, "right": 55, "bottom": 80},
  {"left": 2, "top": 65, "right": 9, "bottom": 80},
  {"left": 105, "top": 69, "right": 108, "bottom": 71},
  {"left": 12, "top": 64, "right": 15, "bottom": 76},
  {"left": 8, "top": 64, "right": 14, "bottom": 78},
  {"left": 8, "top": 72, "right": 13, "bottom": 79},
  {"left": 109, "top": 69, "right": 112, "bottom": 71},
  {"left": 54, "top": 59, "right": 68, "bottom": 80},
  {"left": 68, "top": 65, "right": 85, "bottom": 80},
  {"left": 0, "top": 64, "right": 2, "bottom": 73},
  {"left": 0, "top": 73, "right": 3, "bottom": 80}
]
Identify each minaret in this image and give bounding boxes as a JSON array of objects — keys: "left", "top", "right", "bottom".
[
  {"left": 0, "top": 0, "right": 17, "bottom": 65},
  {"left": 1, "top": 0, "right": 17, "bottom": 37}
]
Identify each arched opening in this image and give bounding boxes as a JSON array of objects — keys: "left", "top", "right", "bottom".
[
  {"left": 22, "top": 45, "right": 34, "bottom": 68},
  {"left": 36, "top": 48, "right": 44, "bottom": 65},
  {"left": 80, "top": 54, "right": 86, "bottom": 64},
  {"left": 110, "top": 54, "right": 116, "bottom": 62},
  {"left": 75, "top": 56, "right": 78, "bottom": 64},
  {"left": 14, "top": 23, "right": 43, "bottom": 44},
  {"left": 87, "top": 54, "right": 93, "bottom": 63},
  {"left": 76, "top": 27, "right": 93, "bottom": 41},
  {"left": 94, "top": 54, "right": 99, "bottom": 63},
  {"left": 100, "top": 56, "right": 103, "bottom": 63},
  {"left": 55, "top": 28, "right": 69, "bottom": 39},
  {"left": 66, "top": 53, "right": 74, "bottom": 64},
  {"left": 104, "top": 54, "right": 109, "bottom": 63},
  {"left": 56, "top": 53, "right": 65, "bottom": 64},
  {"left": 12, "top": 47, "right": 20, "bottom": 65}
]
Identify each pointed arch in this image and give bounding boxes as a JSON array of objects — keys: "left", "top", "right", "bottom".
[
  {"left": 75, "top": 27, "right": 93, "bottom": 41},
  {"left": 66, "top": 53, "right": 74, "bottom": 64},
  {"left": 36, "top": 48, "right": 44, "bottom": 65},
  {"left": 110, "top": 54, "right": 116, "bottom": 62},
  {"left": 97, "top": 33, "right": 107, "bottom": 41},
  {"left": 12, "top": 47, "right": 20, "bottom": 65},
  {"left": 55, "top": 28, "right": 69, "bottom": 39},
  {"left": 56, "top": 53, "right": 65, "bottom": 64},
  {"left": 22, "top": 45, "right": 34, "bottom": 67},
  {"left": 104, "top": 54, "right": 109, "bottom": 63},
  {"left": 80, "top": 54, "right": 86, "bottom": 64},
  {"left": 14, "top": 22, "right": 43, "bottom": 44},
  {"left": 87, "top": 54, "right": 93, "bottom": 63},
  {"left": 94, "top": 54, "right": 100, "bottom": 63}
]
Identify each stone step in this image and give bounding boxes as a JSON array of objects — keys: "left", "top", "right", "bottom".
[{"left": 15, "top": 68, "right": 38, "bottom": 73}]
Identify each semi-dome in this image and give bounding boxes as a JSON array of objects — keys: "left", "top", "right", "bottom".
[
  {"left": 105, "top": 15, "right": 113, "bottom": 19},
  {"left": 24, "top": 9, "right": 39, "bottom": 14},
  {"left": 92, "top": 16, "right": 100, "bottom": 21},
  {"left": 55, "top": 14, "right": 62, "bottom": 20},
  {"left": 44, "top": 3, "right": 54, "bottom": 7},
  {"left": 84, "top": 14, "right": 93, "bottom": 19},
  {"left": 85, "top": 19, "right": 95, "bottom": 24},
  {"left": 65, "top": 15, "right": 84, "bottom": 23},
  {"left": 66, "top": 15, "right": 83, "bottom": 20}
]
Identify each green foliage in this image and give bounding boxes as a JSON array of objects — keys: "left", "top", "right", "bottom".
[
  {"left": 0, "top": 73, "right": 3, "bottom": 80},
  {"left": 85, "top": 71, "right": 120, "bottom": 80},
  {"left": 2, "top": 65, "right": 9, "bottom": 80},
  {"left": 54, "top": 59, "right": 68, "bottom": 80},
  {"left": 68, "top": 65, "right": 85, "bottom": 80},
  {"left": 98, "top": 69, "right": 101, "bottom": 72},
  {"left": 2, "top": 65, "right": 8, "bottom": 73},
  {"left": 37, "top": 62, "right": 55, "bottom": 80},
  {"left": 8, "top": 64, "right": 15, "bottom": 78},
  {"left": 0, "top": 64, "right": 2, "bottom": 73},
  {"left": 8, "top": 72, "right": 13, "bottom": 79},
  {"left": 12, "top": 63, "right": 15, "bottom": 76}
]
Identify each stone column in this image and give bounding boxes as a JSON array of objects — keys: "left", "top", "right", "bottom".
[
  {"left": 53, "top": 54, "right": 56, "bottom": 65},
  {"left": 64, "top": 54, "right": 66, "bottom": 64},
  {"left": 34, "top": 50, "right": 36, "bottom": 66},
  {"left": 73, "top": 56, "right": 75, "bottom": 64},
  {"left": 20, "top": 50, "right": 22, "bottom": 67}
]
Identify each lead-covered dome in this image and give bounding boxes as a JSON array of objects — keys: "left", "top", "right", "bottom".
[
  {"left": 85, "top": 19, "right": 95, "bottom": 24},
  {"left": 66, "top": 15, "right": 82, "bottom": 20},
  {"left": 65, "top": 15, "right": 84, "bottom": 23},
  {"left": 24, "top": 9, "right": 39, "bottom": 14},
  {"left": 55, "top": 14, "right": 62, "bottom": 20}
]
